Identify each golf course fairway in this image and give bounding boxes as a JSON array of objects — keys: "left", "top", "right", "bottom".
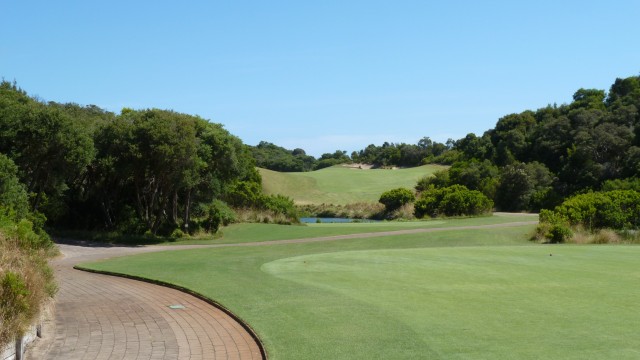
[{"left": 81, "top": 220, "right": 640, "bottom": 359}]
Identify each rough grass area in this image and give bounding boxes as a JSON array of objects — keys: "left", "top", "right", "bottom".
[
  {"left": 0, "top": 231, "right": 56, "bottom": 348},
  {"left": 260, "top": 164, "right": 446, "bottom": 205}
]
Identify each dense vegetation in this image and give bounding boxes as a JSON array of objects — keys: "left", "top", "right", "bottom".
[
  {"left": 414, "top": 185, "right": 493, "bottom": 218},
  {"left": 250, "top": 142, "right": 350, "bottom": 172},
  {"left": 535, "top": 190, "right": 640, "bottom": 243},
  {"left": 0, "top": 152, "right": 56, "bottom": 349},
  {"left": 256, "top": 75, "right": 640, "bottom": 224},
  {"left": 351, "top": 137, "right": 451, "bottom": 167},
  {"left": 0, "top": 81, "right": 296, "bottom": 236},
  {"left": 437, "top": 76, "right": 640, "bottom": 210}
]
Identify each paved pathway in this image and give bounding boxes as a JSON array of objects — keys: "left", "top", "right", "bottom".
[{"left": 25, "top": 243, "right": 263, "bottom": 360}]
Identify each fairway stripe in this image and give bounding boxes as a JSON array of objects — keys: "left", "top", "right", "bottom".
[{"left": 208, "top": 221, "right": 539, "bottom": 248}]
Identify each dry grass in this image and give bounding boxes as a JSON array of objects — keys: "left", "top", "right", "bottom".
[
  {"left": 297, "top": 202, "right": 384, "bottom": 219},
  {"left": 532, "top": 223, "right": 640, "bottom": 245},
  {"left": 233, "top": 208, "right": 299, "bottom": 225},
  {"left": 563, "top": 227, "right": 630, "bottom": 245},
  {"left": 387, "top": 203, "right": 416, "bottom": 221},
  {"left": 0, "top": 233, "right": 56, "bottom": 348}
]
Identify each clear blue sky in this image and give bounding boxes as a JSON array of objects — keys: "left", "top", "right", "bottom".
[{"left": 2, "top": 1, "right": 639, "bottom": 157}]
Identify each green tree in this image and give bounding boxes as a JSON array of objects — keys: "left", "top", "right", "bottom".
[
  {"left": 495, "top": 162, "right": 555, "bottom": 211},
  {"left": 0, "top": 154, "right": 29, "bottom": 219},
  {"left": 0, "top": 85, "right": 95, "bottom": 213}
]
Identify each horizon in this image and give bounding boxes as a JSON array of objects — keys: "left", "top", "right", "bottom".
[{"left": 2, "top": 1, "right": 640, "bottom": 157}]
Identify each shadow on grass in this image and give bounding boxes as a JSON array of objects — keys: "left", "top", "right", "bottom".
[{"left": 49, "top": 229, "right": 176, "bottom": 247}]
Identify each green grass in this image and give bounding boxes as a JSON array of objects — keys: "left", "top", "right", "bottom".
[
  {"left": 260, "top": 164, "right": 446, "bottom": 205},
  {"left": 169, "top": 213, "right": 537, "bottom": 245},
  {"left": 82, "top": 219, "right": 640, "bottom": 359},
  {"left": 84, "top": 226, "right": 532, "bottom": 359}
]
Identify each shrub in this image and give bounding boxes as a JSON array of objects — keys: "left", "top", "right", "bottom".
[
  {"left": 202, "top": 200, "right": 237, "bottom": 233},
  {"left": 553, "top": 190, "right": 640, "bottom": 230},
  {"left": 261, "top": 194, "right": 298, "bottom": 220},
  {"left": 379, "top": 188, "right": 416, "bottom": 212},
  {"left": 536, "top": 209, "right": 573, "bottom": 243},
  {"left": 170, "top": 228, "right": 186, "bottom": 239},
  {"left": 414, "top": 185, "right": 493, "bottom": 218}
]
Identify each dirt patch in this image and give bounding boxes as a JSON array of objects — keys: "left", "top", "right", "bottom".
[{"left": 341, "top": 163, "right": 374, "bottom": 170}]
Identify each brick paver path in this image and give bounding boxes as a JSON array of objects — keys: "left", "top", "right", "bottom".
[{"left": 25, "top": 243, "right": 263, "bottom": 360}]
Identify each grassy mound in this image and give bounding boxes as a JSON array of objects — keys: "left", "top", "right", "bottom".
[{"left": 260, "top": 164, "right": 446, "bottom": 205}]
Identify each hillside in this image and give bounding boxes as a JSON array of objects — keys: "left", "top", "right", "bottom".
[{"left": 260, "top": 164, "right": 446, "bottom": 205}]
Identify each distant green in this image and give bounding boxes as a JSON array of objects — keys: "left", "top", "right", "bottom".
[
  {"left": 260, "top": 164, "right": 446, "bottom": 205},
  {"left": 83, "top": 216, "right": 640, "bottom": 359}
]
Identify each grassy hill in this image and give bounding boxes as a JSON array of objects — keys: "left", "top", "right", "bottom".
[{"left": 260, "top": 164, "right": 446, "bottom": 205}]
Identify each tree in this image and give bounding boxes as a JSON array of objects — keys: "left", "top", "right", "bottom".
[
  {"left": 0, "top": 154, "right": 29, "bottom": 219},
  {"left": 448, "top": 160, "right": 499, "bottom": 199},
  {"left": 495, "top": 162, "right": 555, "bottom": 211},
  {"left": 0, "top": 86, "right": 95, "bottom": 213}
]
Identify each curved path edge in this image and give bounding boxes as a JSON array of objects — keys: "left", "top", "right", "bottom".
[{"left": 73, "top": 265, "right": 268, "bottom": 360}]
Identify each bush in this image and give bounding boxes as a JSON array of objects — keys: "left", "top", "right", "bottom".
[
  {"left": 170, "top": 228, "right": 186, "bottom": 239},
  {"left": 379, "top": 188, "right": 415, "bottom": 212},
  {"left": 261, "top": 194, "right": 298, "bottom": 220},
  {"left": 552, "top": 190, "right": 640, "bottom": 230},
  {"left": 202, "top": 200, "right": 237, "bottom": 233},
  {"left": 414, "top": 185, "right": 493, "bottom": 218},
  {"left": 535, "top": 210, "right": 571, "bottom": 243}
]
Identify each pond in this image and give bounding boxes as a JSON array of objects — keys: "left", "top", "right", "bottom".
[{"left": 299, "top": 217, "right": 380, "bottom": 224}]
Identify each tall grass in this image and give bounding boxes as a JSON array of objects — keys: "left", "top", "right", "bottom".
[
  {"left": 297, "top": 202, "right": 384, "bottom": 219},
  {"left": 533, "top": 224, "right": 640, "bottom": 244},
  {"left": 0, "top": 230, "right": 57, "bottom": 348}
]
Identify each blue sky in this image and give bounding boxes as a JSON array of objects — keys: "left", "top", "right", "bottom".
[{"left": 2, "top": 1, "right": 639, "bottom": 156}]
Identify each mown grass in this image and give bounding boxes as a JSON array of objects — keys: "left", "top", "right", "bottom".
[
  {"left": 83, "top": 225, "right": 535, "bottom": 359},
  {"left": 83, "top": 224, "right": 640, "bottom": 359},
  {"left": 165, "top": 213, "right": 537, "bottom": 245},
  {"left": 260, "top": 164, "right": 446, "bottom": 205},
  {"left": 78, "top": 213, "right": 640, "bottom": 360}
]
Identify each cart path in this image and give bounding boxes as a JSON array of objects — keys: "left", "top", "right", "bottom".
[
  {"left": 25, "top": 217, "right": 537, "bottom": 359},
  {"left": 25, "top": 244, "right": 264, "bottom": 360}
]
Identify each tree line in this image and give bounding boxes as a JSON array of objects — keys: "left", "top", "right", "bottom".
[
  {"left": 435, "top": 76, "right": 640, "bottom": 213},
  {"left": 258, "top": 75, "right": 640, "bottom": 214},
  {"left": 251, "top": 137, "right": 452, "bottom": 172},
  {"left": 249, "top": 142, "right": 351, "bottom": 171},
  {"left": 0, "top": 81, "right": 294, "bottom": 236}
]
